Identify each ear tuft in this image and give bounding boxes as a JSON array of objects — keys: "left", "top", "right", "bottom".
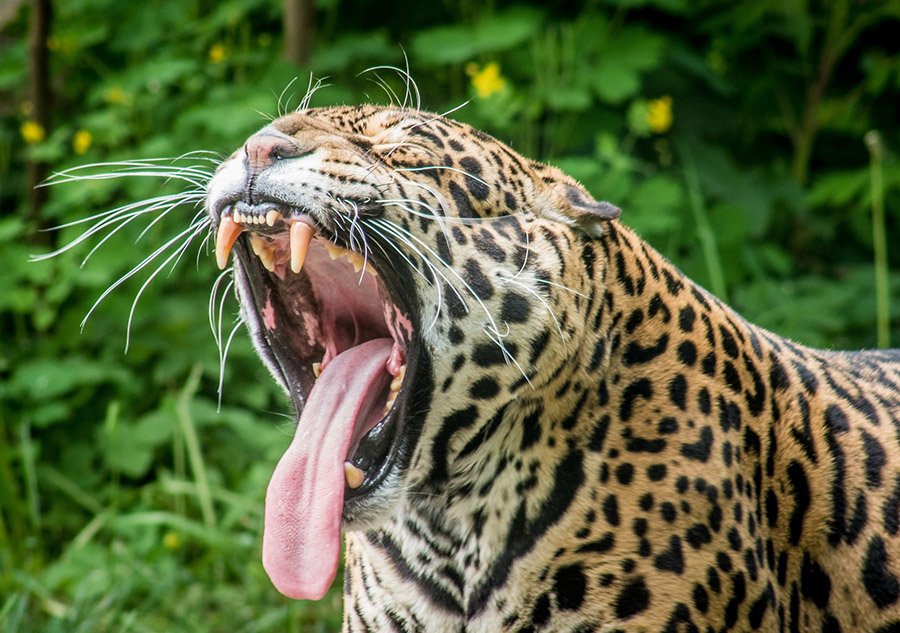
[{"left": 563, "top": 184, "right": 621, "bottom": 220}]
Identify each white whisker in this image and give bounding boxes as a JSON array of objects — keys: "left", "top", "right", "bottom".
[
  {"left": 393, "top": 164, "right": 490, "bottom": 190},
  {"left": 122, "top": 220, "right": 210, "bottom": 352},
  {"left": 218, "top": 316, "right": 243, "bottom": 409}
]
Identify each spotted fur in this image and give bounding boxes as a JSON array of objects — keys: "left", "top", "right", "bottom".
[{"left": 216, "top": 105, "right": 900, "bottom": 632}]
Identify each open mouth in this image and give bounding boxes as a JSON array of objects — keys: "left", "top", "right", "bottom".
[{"left": 213, "top": 200, "right": 415, "bottom": 600}]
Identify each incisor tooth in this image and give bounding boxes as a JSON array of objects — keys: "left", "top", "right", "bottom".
[
  {"left": 215, "top": 215, "right": 243, "bottom": 269},
  {"left": 266, "top": 210, "right": 281, "bottom": 226},
  {"left": 289, "top": 221, "right": 315, "bottom": 273},
  {"left": 344, "top": 462, "right": 365, "bottom": 489}
]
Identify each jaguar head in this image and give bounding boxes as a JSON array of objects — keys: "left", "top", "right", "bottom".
[{"left": 205, "top": 105, "right": 620, "bottom": 600}]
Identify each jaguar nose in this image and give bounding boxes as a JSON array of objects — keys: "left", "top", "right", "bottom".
[{"left": 244, "top": 132, "right": 305, "bottom": 174}]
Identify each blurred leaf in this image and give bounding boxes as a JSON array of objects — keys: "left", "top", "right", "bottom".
[
  {"left": 312, "top": 32, "right": 397, "bottom": 73},
  {"left": 412, "top": 8, "right": 542, "bottom": 65},
  {"left": 9, "top": 357, "right": 129, "bottom": 402},
  {"left": 626, "top": 175, "right": 685, "bottom": 236}
]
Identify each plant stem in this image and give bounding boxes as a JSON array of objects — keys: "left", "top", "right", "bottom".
[
  {"left": 865, "top": 130, "right": 890, "bottom": 348},
  {"left": 176, "top": 365, "right": 216, "bottom": 529},
  {"left": 679, "top": 141, "right": 727, "bottom": 299}
]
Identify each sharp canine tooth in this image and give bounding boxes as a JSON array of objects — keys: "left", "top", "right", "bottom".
[
  {"left": 266, "top": 210, "right": 281, "bottom": 226},
  {"left": 289, "top": 221, "right": 315, "bottom": 273},
  {"left": 215, "top": 215, "right": 243, "bottom": 269},
  {"left": 312, "top": 362, "right": 321, "bottom": 378},
  {"left": 344, "top": 462, "right": 365, "bottom": 489}
]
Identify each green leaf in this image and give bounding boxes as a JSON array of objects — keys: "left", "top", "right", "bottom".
[
  {"left": 313, "top": 32, "right": 397, "bottom": 73},
  {"left": 9, "top": 357, "right": 129, "bottom": 402},
  {"left": 412, "top": 8, "right": 542, "bottom": 65},
  {"left": 627, "top": 175, "right": 685, "bottom": 236},
  {"left": 592, "top": 61, "right": 642, "bottom": 104}
]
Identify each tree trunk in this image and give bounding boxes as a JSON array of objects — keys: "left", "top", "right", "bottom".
[
  {"left": 26, "top": 0, "right": 51, "bottom": 234},
  {"left": 282, "top": 0, "right": 315, "bottom": 66}
]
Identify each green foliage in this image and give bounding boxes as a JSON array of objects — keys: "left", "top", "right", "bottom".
[{"left": 1, "top": 0, "right": 899, "bottom": 630}]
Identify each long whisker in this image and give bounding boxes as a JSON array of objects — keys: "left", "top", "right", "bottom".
[
  {"left": 393, "top": 164, "right": 490, "bottom": 190},
  {"left": 276, "top": 76, "right": 300, "bottom": 116},
  {"left": 79, "top": 220, "right": 207, "bottom": 334},
  {"left": 218, "top": 316, "right": 243, "bottom": 409},
  {"left": 122, "top": 220, "right": 210, "bottom": 352},
  {"left": 365, "top": 222, "right": 444, "bottom": 332},
  {"left": 209, "top": 268, "right": 233, "bottom": 352},
  {"left": 371, "top": 218, "right": 530, "bottom": 384}
]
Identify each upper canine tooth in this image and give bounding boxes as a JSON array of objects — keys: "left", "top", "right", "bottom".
[
  {"left": 266, "top": 210, "right": 281, "bottom": 226},
  {"left": 289, "top": 221, "right": 315, "bottom": 273},
  {"left": 215, "top": 215, "right": 244, "bottom": 270}
]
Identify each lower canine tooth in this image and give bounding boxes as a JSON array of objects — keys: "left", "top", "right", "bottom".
[
  {"left": 312, "top": 362, "right": 321, "bottom": 378},
  {"left": 344, "top": 462, "right": 365, "bottom": 489}
]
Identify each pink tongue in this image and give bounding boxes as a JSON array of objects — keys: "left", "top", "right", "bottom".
[{"left": 263, "top": 337, "right": 393, "bottom": 599}]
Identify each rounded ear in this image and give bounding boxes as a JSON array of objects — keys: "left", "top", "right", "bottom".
[
  {"left": 561, "top": 183, "right": 621, "bottom": 221},
  {"left": 539, "top": 180, "right": 621, "bottom": 237}
]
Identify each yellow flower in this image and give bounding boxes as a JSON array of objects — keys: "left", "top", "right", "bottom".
[
  {"left": 73, "top": 129, "right": 92, "bottom": 155},
  {"left": 209, "top": 43, "right": 227, "bottom": 63},
  {"left": 162, "top": 531, "right": 181, "bottom": 550},
  {"left": 647, "top": 96, "right": 673, "bottom": 134},
  {"left": 104, "top": 86, "right": 129, "bottom": 105},
  {"left": 469, "top": 62, "right": 507, "bottom": 99},
  {"left": 21, "top": 120, "right": 46, "bottom": 144}
]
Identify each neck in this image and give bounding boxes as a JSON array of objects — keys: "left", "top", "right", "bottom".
[{"left": 342, "top": 220, "right": 863, "bottom": 625}]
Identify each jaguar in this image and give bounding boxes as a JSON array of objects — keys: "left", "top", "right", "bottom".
[{"left": 121, "top": 102, "right": 900, "bottom": 631}]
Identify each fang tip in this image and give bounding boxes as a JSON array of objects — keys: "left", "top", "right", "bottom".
[
  {"left": 344, "top": 462, "right": 365, "bottom": 489},
  {"left": 215, "top": 215, "right": 243, "bottom": 269},
  {"left": 290, "top": 221, "right": 315, "bottom": 274}
]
